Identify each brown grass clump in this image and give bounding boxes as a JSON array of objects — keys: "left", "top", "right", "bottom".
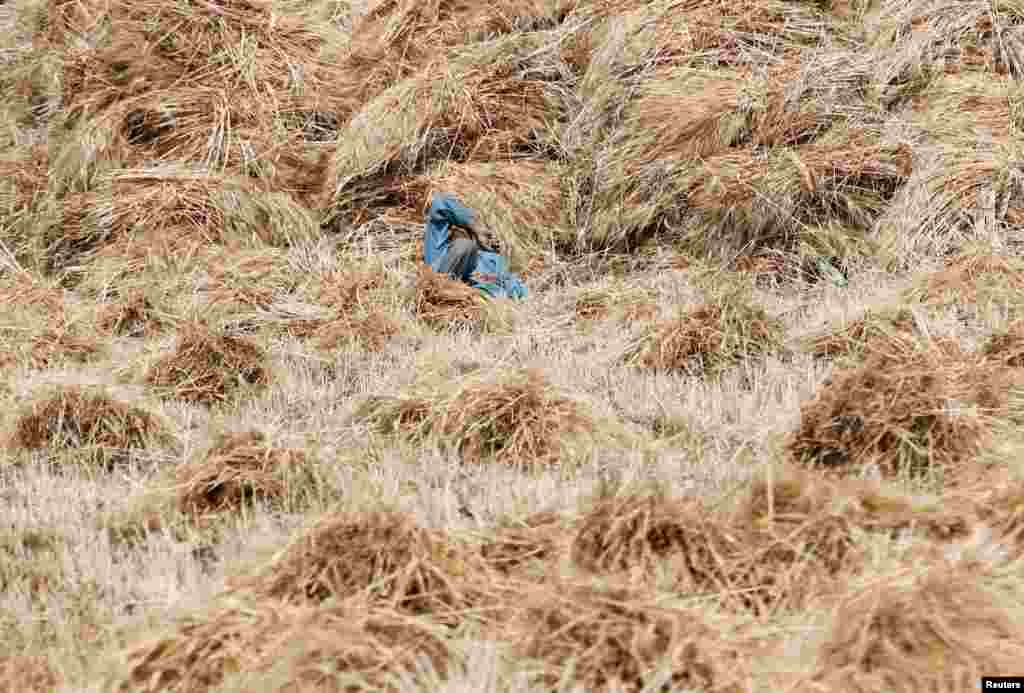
[
  {"left": 308, "top": 311, "right": 402, "bottom": 352},
  {"left": 913, "top": 252, "right": 1024, "bottom": 306},
  {"left": 175, "top": 430, "right": 310, "bottom": 516},
  {"left": 623, "top": 296, "right": 784, "bottom": 375},
  {"left": 359, "top": 368, "right": 596, "bottom": 466},
  {"left": 97, "top": 291, "right": 165, "bottom": 337},
  {"left": 510, "top": 580, "right": 743, "bottom": 693},
  {"left": 982, "top": 321, "right": 1024, "bottom": 368},
  {"left": 808, "top": 565, "right": 1024, "bottom": 692},
  {"left": 322, "top": 32, "right": 572, "bottom": 227},
  {"left": 787, "top": 339, "right": 1014, "bottom": 480},
  {"left": 227, "top": 511, "right": 488, "bottom": 621},
  {"left": 0, "top": 655, "right": 61, "bottom": 693},
  {"left": 114, "top": 600, "right": 453, "bottom": 693},
  {"left": 10, "top": 386, "right": 172, "bottom": 460},
  {"left": 480, "top": 510, "right": 569, "bottom": 576},
  {"left": 414, "top": 265, "right": 489, "bottom": 330},
  {"left": 803, "top": 306, "right": 920, "bottom": 361},
  {"left": 570, "top": 490, "right": 738, "bottom": 591},
  {"left": 145, "top": 323, "right": 269, "bottom": 405}
]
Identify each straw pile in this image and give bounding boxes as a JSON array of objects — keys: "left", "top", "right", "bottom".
[
  {"left": 803, "top": 306, "right": 920, "bottom": 361},
  {"left": 114, "top": 600, "right": 453, "bottom": 693},
  {"left": 873, "top": 0, "right": 1024, "bottom": 82},
  {"left": 10, "top": 385, "right": 172, "bottom": 460},
  {"left": 356, "top": 367, "right": 596, "bottom": 466},
  {"left": 52, "top": 0, "right": 354, "bottom": 197},
  {"left": 809, "top": 564, "right": 1024, "bottom": 692},
  {"left": 907, "top": 251, "right": 1024, "bottom": 312},
  {"left": 321, "top": 32, "right": 573, "bottom": 229},
  {"left": 97, "top": 291, "right": 166, "bottom": 337},
  {"left": 479, "top": 510, "right": 570, "bottom": 577},
  {"left": 788, "top": 338, "right": 1018, "bottom": 480},
  {"left": 175, "top": 430, "right": 311, "bottom": 517},
  {"left": 227, "top": 510, "right": 489, "bottom": 622},
  {"left": 414, "top": 266, "right": 490, "bottom": 330},
  {"left": 509, "top": 580, "right": 744, "bottom": 693},
  {"left": 622, "top": 293, "right": 784, "bottom": 375},
  {"left": 982, "top": 321, "right": 1024, "bottom": 368},
  {"left": 145, "top": 322, "right": 269, "bottom": 405},
  {"left": 0, "top": 656, "right": 60, "bottom": 693}
]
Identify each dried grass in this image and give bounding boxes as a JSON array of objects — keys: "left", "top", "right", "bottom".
[
  {"left": 808, "top": 564, "right": 1024, "bottom": 692},
  {"left": 97, "top": 291, "right": 166, "bottom": 337},
  {"left": 803, "top": 306, "right": 920, "bottom": 361},
  {"left": 479, "top": 510, "right": 570, "bottom": 576},
  {"left": 226, "top": 511, "right": 488, "bottom": 621},
  {"left": 10, "top": 385, "right": 172, "bottom": 458},
  {"left": 982, "top": 321, "right": 1024, "bottom": 368},
  {"left": 357, "top": 367, "right": 596, "bottom": 466},
  {"left": 322, "top": 32, "right": 573, "bottom": 227},
  {"left": 908, "top": 251, "right": 1024, "bottom": 310},
  {"left": 113, "top": 599, "right": 453, "bottom": 693},
  {"left": 0, "top": 655, "right": 60, "bottom": 693},
  {"left": 414, "top": 265, "right": 490, "bottom": 331},
  {"left": 510, "top": 580, "right": 744, "bottom": 693},
  {"left": 145, "top": 322, "right": 269, "bottom": 405},
  {"left": 788, "top": 339, "right": 1017, "bottom": 481},
  {"left": 175, "top": 430, "right": 311, "bottom": 516},
  {"left": 623, "top": 294, "right": 784, "bottom": 375}
]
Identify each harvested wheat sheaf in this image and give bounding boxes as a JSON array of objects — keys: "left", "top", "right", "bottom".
[
  {"left": 145, "top": 323, "right": 268, "bottom": 405},
  {"left": 788, "top": 338, "right": 1018, "bottom": 481},
  {"left": 114, "top": 599, "right": 453, "bottom": 693},
  {"left": 227, "top": 510, "right": 490, "bottom": 622},
  {"left": 175, "top": 430, "right": 310, "bottom": 516},
  {"left": 510, "top": 580, "right": 744, "bottom": 693},
  {"left": 11, "top": 385, "right": 171, "bottom": 457},
  {"left": 0, "top": 655, "right": 60, "bottom": 693},
  {"left": 623, "top": 297, "right": 784, "bottom": 375},
  {"left": 809, "top": 564, "right": 1024, "bottom": 692}
]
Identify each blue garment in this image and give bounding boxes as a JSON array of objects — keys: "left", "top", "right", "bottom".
[{"left": 422, "top": 193, "right": 528, "bottom": 300}]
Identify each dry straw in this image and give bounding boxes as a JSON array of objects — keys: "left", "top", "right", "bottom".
[
  {"left": 802, "top": 306, "right": 920, "bottom": 361},
  {"left": 174, "top": 430, "right": 312, "bottom": 517},
  {"left": 145, "top": 322, "right": 269, "bottom": 405},
  {"left": 509, "top": 579, "right": 745, "bottom": 693},
  {"left": 9, "top": 385, "right": 173, "bottom": 463},
  {"left": 321, "top": 32, "right": 573, "bottom": 228},
  {"left": 788, "top": 338, "right": 1022, "bottom": 481},
  {"left": 479, "top": 510, "right": 570, "bottom": 577},
  {"left": 982, "top": 320, "right": 1024, "bottom": 368},
  {"left": 622, "top": 292, "right": 784, "bottom": 375},
  {"left": 0, "top": 656, "right": 60, "bottom": 693},
  {"left": 226, "top": 510, "right": 490, "bottom": 622},
  {"left": 356, "top": 367, "right": 597, "bottom": 466},
  {"left": 808, "top": 563, "right": 1024, "bottom": 692},
  {"left": 113, "top": 599, "right": 453, "bottom": 693}
]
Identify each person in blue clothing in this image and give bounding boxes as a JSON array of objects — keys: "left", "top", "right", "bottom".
[{"left": 422, "top": 193, "right": 528, "bottom": 300}]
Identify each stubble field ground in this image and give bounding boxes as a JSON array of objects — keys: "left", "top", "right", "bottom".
[{"left": 3, "top": 0, "right": 1024, "bottom": 691}]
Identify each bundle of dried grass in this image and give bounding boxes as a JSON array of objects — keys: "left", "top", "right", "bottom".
[
  {"left": 361, "top": 367, "right": 595, "bottom": 466},
  {"left": 414, "top": 265, "right": 489, "bottom": 330},
  {"left": 571, "top": 490, "right": 740, "bottom": 592},
  {"left": 873, "top": 0, "right": 1024, "bottom": 83},
  {"left": 907, "top": 73, "right": 1024, "bottom": 145},
  {"left": 982, "top": 321, "right": 1024, "bottom": 368},
  {"left": 227, "top": 511, "right": 488, "bottom": 621},
  {"left": 510, "top": 580, "right": 744, "bottom": 693},
  {"left": 0, "top": 144, "right": 48, "bottom": 244},
  {"left": 908, "top": 147, "right": 1024, "bottom": 246},
  {"left": 976, "top": 481, "right": 1024, "bottom": 553},
  {"left": 479, "top": 510, "right": 569, "bottom": 576},
  {"left": 907, "top": 251, "right": 1024, "bottom": 311},
  {"left": 10, "top": 385, "right": 172, "bottom": 458},
  {"left": 321, "top": 32, "right": 573, "bottom": 227},
  {"left": 0, "top": 655, "right": 60, "bottom": 693},
  {"left": 145, "top": 323, "right": 269, "bottom": 405},
  {"left": 113, "top": 599, "right": 453, "bottom": 693},
  {"left": 175, "top": 430, "right": 311, "bottom": 516},
  {"left": 803, "top": 306, "right": 920, "bottom": 361},
  {"left": 623, "top": 294, "right": 784, "bottom": 375},
  {"left": 787, "top": 339, "right": 1016, "bottom": 480},
  {"left": 97, "top": 291, "right": 166, "bottom": 337},
  {"left": 808, "top": 564, "right": 1024, "bottom": 691}
]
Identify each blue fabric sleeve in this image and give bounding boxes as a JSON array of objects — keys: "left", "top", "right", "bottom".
[{"left": 423, "top": 193, "right": 477, "bottom": 270}]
